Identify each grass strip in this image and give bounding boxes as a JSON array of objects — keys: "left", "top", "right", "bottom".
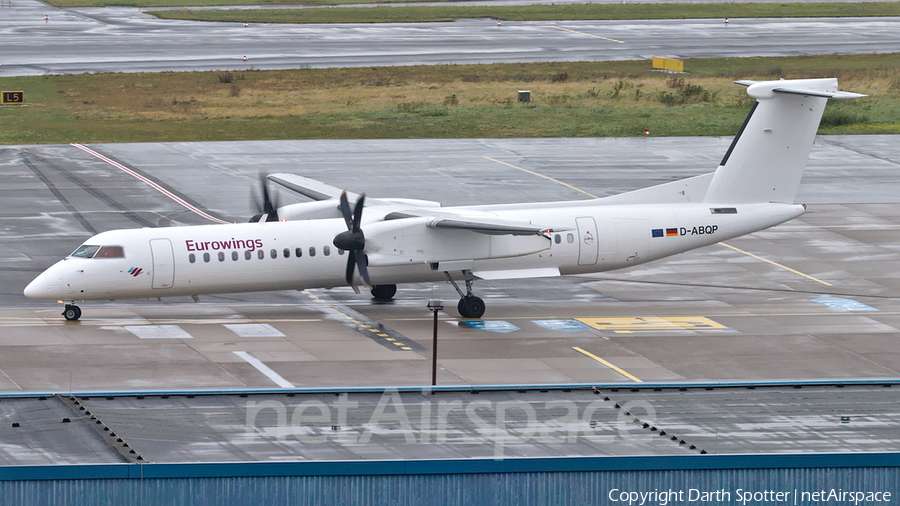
[
  {"left": 144, "top": 2, "right": 900, "bottom": 23},
  {"left": 0, "top": 55, "right": 897, "bottom": 145}
]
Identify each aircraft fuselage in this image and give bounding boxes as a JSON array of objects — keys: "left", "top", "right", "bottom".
[{"left": 24, "top": 201, "right": 804, "bottom": 302}]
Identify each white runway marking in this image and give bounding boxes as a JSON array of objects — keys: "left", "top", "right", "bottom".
[
  {"left": 125, "top": 325, "right": 192, "bottom": 339},
  {"left": 233, "top": 351, "right": 294, "bottom": 388},
  {"left": 224, "top": 323, "right": 285, "bottom": 338}
]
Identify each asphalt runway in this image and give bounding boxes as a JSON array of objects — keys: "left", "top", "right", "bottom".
[
  {"left": 2, "top": 136, "right": 899, "bottom": 392},
  {"left": 0, "top": 0, "right": 899, "bottom": 75}
]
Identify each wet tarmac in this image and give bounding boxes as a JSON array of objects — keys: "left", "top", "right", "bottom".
[
  {"left": 1, "top": 136, "right": 899, "bottom": 392},
  {"left": 1, "top": 0, "right": 899, "bottom": 75}
]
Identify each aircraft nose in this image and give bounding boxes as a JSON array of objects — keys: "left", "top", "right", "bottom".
[
  {"left": 24, "top": 263, "right": 64, "bottom": 300},
  {"left": 23, "top": 274, "right": 47, "bottom": 300}
]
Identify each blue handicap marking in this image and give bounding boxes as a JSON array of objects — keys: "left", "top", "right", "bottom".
[
  {"left": 532, "top": 319, "right": 591, "bottom": 332},
  {"left": 460, "top": 320, "right": 520, "bottom": 333},
  {"left": 812, "top": 296, "right": 878, "bottom": 312}
]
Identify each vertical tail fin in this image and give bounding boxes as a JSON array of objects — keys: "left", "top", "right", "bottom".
[{"left": 703, "top": 78, "right": 864, "bottom": 204}]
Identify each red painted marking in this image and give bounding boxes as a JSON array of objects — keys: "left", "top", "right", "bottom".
[{"left": 71, "top": 144, "right": 230, "bottom": 225}]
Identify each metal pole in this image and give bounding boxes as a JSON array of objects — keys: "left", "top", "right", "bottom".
[
  {"left": 432, "top": 308, "right": 438, "bottom": 386},
  {"left": 427, "top": 299, "right": 442, "bottom": 387}
]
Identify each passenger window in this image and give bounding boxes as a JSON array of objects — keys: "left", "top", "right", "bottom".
[
  {"left": 283, "top": 248, "right": 290, "bottom": 258},
  {"left": 232, "top": 251, "right": 239, "bottom": 261},
  {"left": 309, "top": 247, "right": 316, "bottom": 257},
  {"left": 554, "top": 235, "right": 561, "bottom": 244},
  {"left": 203, "top": 252, "right": 210, "bottom": 263},
  {"left": 257, "top": 250, "right": 265, "bottom": 260},
  {"left": 567, "top": 233, "right": 575, "bottom": 244},
  {"left": 295, "top": 247, "right": 302, "bottom": 258},
  {"left": 218, "top": 252, "right": 225, "bottom": 262},
  {"left": 71, "top": 245, "right": 100, "bottom": 258},
  {"left": 323, "top": 246, "right": 330, "bottom": 256},
  {"left": 338, "top": 249, "right": 344, "bottom": 256},
  {"left": 94, "top": 246, "right": 125, "bottom": 258},
  {"left": 189, "top": 253, "right": 196, "bottom": 263},
  {"left": 270, "top": 249, "right": 277, "bottom": 259},
  {"left": 245, "top": 250, "right": 252, "bottom": 260}
]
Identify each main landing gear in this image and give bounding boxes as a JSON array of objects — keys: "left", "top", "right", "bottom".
[
  {"left": 63, "top": 304, "right": 82, "bottom": 321},
  {"left": 370, "top": 284, "right": 397, "bottom": 301},
  {"left": 445, "top": 272, "right": 485, "bottom": 319}
]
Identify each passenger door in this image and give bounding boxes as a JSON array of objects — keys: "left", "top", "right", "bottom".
[
  {"left": 575, "top": 217, "right": 599, "bottom": 266},
  {"left": 149, "top": 239, "right": 175, "bottom": 289}
]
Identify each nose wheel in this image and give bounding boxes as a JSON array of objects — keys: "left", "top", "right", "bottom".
[{"left": 63, "top": 304, "right": 82, "bottom": 321}]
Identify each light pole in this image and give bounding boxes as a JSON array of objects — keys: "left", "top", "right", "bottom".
[{"left": 427, "top": 299, "right": 443, "bottom": 386}]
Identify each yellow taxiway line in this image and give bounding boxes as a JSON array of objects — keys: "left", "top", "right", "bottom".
[
  {"left": 483, "top": 156, "right": 599, "bottom": 199},
  {"left": 718, "top": 242, "right": 833, "bottom": 287},
  {"left": 572, "top": 346, "right": 642, "bottom": 382}
]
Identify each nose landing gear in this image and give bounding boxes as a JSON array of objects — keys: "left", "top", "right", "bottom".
[{"left": 63, "top": 304, "right": 82, "bottom": 321}]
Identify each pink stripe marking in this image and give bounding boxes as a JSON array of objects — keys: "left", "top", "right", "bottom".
[{"left": 71, "top": 143, "right": 230, "bottom": 225}]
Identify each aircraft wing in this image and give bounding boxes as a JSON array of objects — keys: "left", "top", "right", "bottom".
[
  {"left": 269, "top": 173, "right": 562, "bottom": 236},
  {"left": 267, "top": 173, "right": 355, "bottom": 202},
  {"left": 268, "top": 173, "right": 442, "bottom": 209},
  {"left": 385, "top": 210, "right": 559, "bottom": 236}
]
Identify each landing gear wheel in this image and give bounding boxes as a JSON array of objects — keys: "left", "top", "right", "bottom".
[
  {"left": 370, "top": 284, "right": 397, "bottom": 301},
  {"left": 457, "top": 296, "right": 485, "bottom": 319},
  {"left": 63, "top": 305, "right": 82, "bottom": 321}
]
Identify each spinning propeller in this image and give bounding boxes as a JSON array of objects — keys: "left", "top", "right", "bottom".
[
  {"left": 250, "top": 173, "right": 280, "bottom": 222},
  {"left": 332, "top": 191, "right": 371, "bottom": 289}
]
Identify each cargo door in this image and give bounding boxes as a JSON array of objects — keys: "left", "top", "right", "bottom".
[{"left": 615, "top": 220, "right": 650, "bottom": 264}]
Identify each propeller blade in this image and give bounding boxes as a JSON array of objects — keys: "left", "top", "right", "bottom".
[
  {"left": 252, "top": 173, "right": 280, "bottom": 222},
  {"left": 345, "top": 250, "right": 357, "bottom": 286},
  {"left": 338, "top": 191, "right": 353, "bottom": 230},
  {"left": 355, "top": 252, "right": 371, "bottom": 286},
  {"left": 351, "top": 193, "right": 366, "bottom": 231},
  {"left": 335, "top": 190, "right": 368, "bottom": 290}
]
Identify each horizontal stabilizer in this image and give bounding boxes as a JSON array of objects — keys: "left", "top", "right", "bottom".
[{"left": 735, "top": 80, "right": 867, "bottom": 100}]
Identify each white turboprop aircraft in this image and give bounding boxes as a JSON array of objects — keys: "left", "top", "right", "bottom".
[{"left": 25, "top": 78, "right": 863, "bottom": 321}]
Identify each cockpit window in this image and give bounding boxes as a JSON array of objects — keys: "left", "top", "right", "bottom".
[
  {"left": 71, "top": 245, "right": 101, "bottom": 258},
  {"left": 94, "top": 246, "right": 125, "bottom": 258},
  {"left": 70, "top": 245, "right": 125, "bottom": 259}
]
